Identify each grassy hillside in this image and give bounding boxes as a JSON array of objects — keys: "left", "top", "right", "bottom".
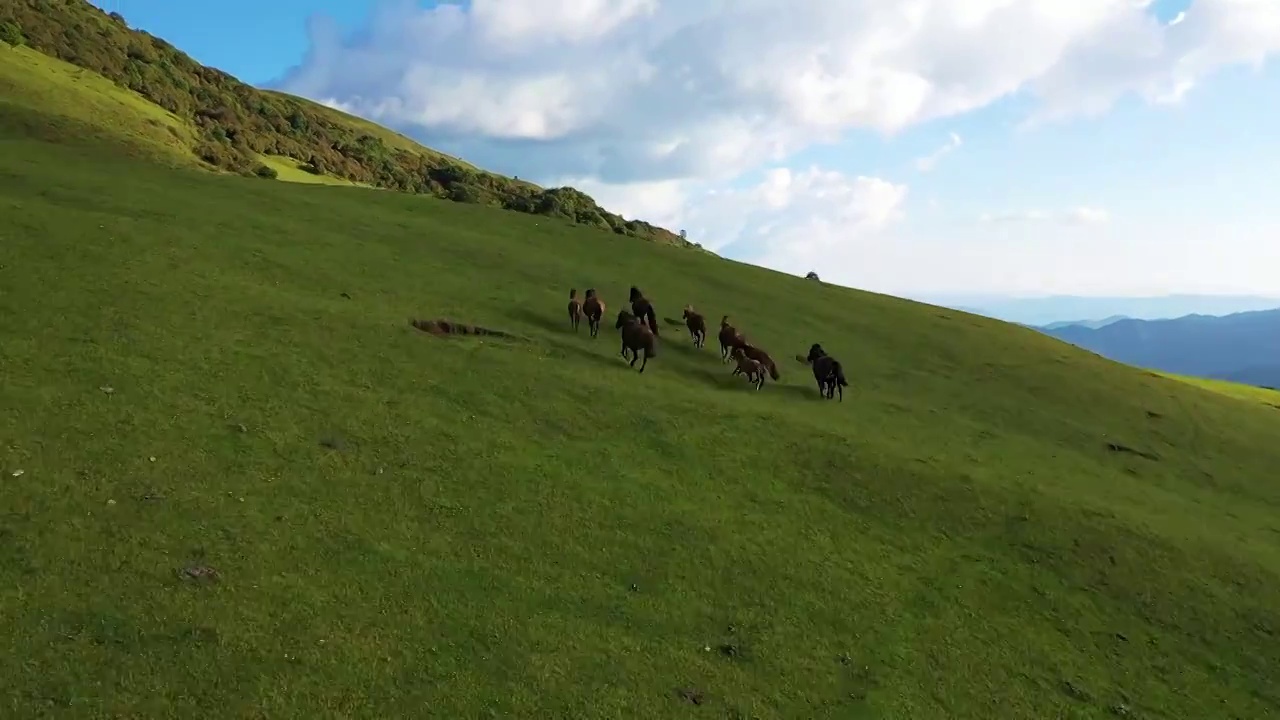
[
  {"left": 0, "top": 0, "right": 694, "bottom": 249},
  {"left": 4, "top": 121, "right": 1280, "bottom": 718}
]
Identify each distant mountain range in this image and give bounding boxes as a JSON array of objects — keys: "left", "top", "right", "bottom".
[
  {"left": 1037, "top": 308, "right": 1280, "bottom": 388},
  {"left": 924, "top": 294, "right": 1280, "bottom": 326},
  {"left": 1039, "top": 315, "right": 1129, "bottom": 331}
]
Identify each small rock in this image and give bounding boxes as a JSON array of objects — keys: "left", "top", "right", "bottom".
[
  {"left": 106, "top": 499, "right": 117, "bottom": 506},
  {"left": 235, "top": 423, "right": 248, "bottom": 433},
  {"left": 178, "top": 564, "right": 220, "bottom": 582},
  {"left": 149, "top": 456, "right": 156, "bottom": 462},
  {"left": 1115, "top": 632, "right": 1128, "bottom": 642},
  {"left": 676, "top": 687, "right": 704, "bottom": 705},
  {"left": 1109, "top": 703, "right": 1132, "bottom": 717},
  {"left": 1062, "top": 680, "right": 1090, "bottom": 701},
  {"left": 10, "top": 469, "right": 23, "bottom": 477},
  {"left": 99, "top": 386, "right": 114, "bottom": 395}
]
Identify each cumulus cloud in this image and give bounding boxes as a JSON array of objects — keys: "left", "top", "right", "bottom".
[
  {"left": 978, "top": 206, "right": 1111, "bottom": 224},
  {"left": 915, "top": 132, "right": 963, "bottom": 172},
  {"left": 275, "top": 0, "right": 1280, "bottom": 185},
  {"left": 560, "top": 167, "right": 909, "bottom": 281}
]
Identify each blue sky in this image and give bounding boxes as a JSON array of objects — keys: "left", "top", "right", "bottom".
[{"left": 92, "top": 0, "right": 1280, "bottom": 305}]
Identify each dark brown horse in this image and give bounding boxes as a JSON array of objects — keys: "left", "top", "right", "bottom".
[
  {"left": 567, "top": 289, "right": 582, "bottom": 332},
  {"left": 629, "top": 286, "right": 660, "bottom": 336},
  {"left": 582, "top": 288, "right": 606, "bottom": 338},
  {"left": 741, "top": 344, "right": 780, "bottom": 381},
  {"left": 682, "top": 305, "right": 707, "bottom": 348},
  {"left": 717, "top": 315, "right": 748, "bottom": 363},
  {"left": 615, "top": 309, "right": 656, "bottom": 372},
  {"left": 806, "top": 343, "right": 848, "bottom": 400},
  {"left": 730, "top": 346, "right": 765, "bottom": 390}
]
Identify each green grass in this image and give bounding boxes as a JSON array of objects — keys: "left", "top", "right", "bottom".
[
  {"left": 0, "top": 44, "right": 195, "bottom": 167},
  {"left": 3, "top": 131, "right": 1280, "bottom": 718},
  {"left": 1162, "top": 372, "right": 1280, "bottom": 407},
  {"left": 259, "top": 154, "right": 369, "bottom": 187}
]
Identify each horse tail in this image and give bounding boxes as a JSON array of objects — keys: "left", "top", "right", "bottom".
[
  {"left": 767, "top": 357, "right": 780, "bottom": 381},
  {"left": 833, "top": 360, "right": 848, "bottom": 386}
]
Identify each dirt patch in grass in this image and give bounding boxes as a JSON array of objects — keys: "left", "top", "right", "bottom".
[{"left": 411, "top": 318, "right": 514, "bottom": 338}]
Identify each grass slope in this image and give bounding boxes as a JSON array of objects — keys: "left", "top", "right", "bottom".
[
  {"left": 1163, "top": 372, "right": 1280, "bottom": 408},
  {"left": 3, "top": 131, "right": 1280, "bottom": 718},
  {"left": 0, "top": 0, "right": 692, "bottom": 248},
  {"left": 0, "top": 44, "right": 195, "bottom": 167}
]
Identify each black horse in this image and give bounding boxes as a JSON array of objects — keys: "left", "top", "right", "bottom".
[
  {"left": 629, "top": 285, "right": 659, "bottom": 337},
  {"left": 806, "top": 343, "right": 848, "bottom": 401}
]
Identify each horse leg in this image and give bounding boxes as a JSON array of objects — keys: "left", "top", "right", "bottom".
[
  {"left": 630, "top": 349, "right": 641, "bottom": 368},
  {"left": 638, "top": 349, "right": 648, "bottom": 373}
]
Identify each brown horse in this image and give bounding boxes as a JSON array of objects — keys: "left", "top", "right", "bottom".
[
  {"left": 741, "top": 343, "right": 780, "bottom": 381},
  {"left": 629, "top": 286, "right": 660, "bottom": 336},
  {"left": 568, "top": 289, "right": 582, "bottom": 332},
  {"left": 582, "top": 288, "right": 606, "bottom": 338},
  {"left": 718, "top": 315, "right": 748, "bottom": 362},
  {"left": 615, "top": 309, "right": 656, "bottom": 372},
  {"left": 806, "top": 343, "right": 848, "bottom": 400},
  {"left": 682, "top": 305, "right": 707, "bottom": 348},
  {"left": 730, "top": 346, "right": 765, "bottom": 390}
]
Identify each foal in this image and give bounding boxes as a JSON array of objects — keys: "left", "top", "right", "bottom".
[
  {"left": 582, "top": 289, "right": 606, "bottom": 338},
  {"left": 567, "top": 289, "right": 582, "bottom": 332},
  {"left": 806, "top": 343, "right": 848, "bottom": 400},
  {"left": 615, "top": 309, "right": 657, "bottom": 373},
  {"left": 682, "top": 305, "right": 707, "bottom": 348},
  {"left": 730, "top": 346, "right": 765, "bottom": 390}
]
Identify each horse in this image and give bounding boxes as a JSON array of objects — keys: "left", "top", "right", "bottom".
[
  {"left": 806, "top": 343, "right": 848, "bottom": 401},
  {"left": 730, "top": 346, "right": 765, "bottom": 390},
  {"left": 718, "top": 315, "right": 748, "bottom": 362},
  {"left": 629, "top": 286, "right": 660, "bottom": 336},
  {"left": 582, "top": 288, "right": 606, "bottom": 338},
  {"left": 615, "top": 309, "right": 656, "bottom": 373},
  {"left": 682, "top": 305, "right": 707, "bottom": 348},
  {"left": 740, "top": 344, "right": 780, "bottom": 382},
  {"left": 567, "top": 289, "right": 582, "bottom": 332}
]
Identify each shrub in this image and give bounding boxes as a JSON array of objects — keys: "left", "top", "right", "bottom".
[
  {"left": 254, "top": 164, "right": 278, "bottom": 179},
  {"left": 0, "top": 21, "right": 25, "bottom": 47}
]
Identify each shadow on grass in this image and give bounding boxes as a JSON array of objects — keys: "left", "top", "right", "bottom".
[{"left": 508, "top": 305, "right": 577, "bottom": 336}]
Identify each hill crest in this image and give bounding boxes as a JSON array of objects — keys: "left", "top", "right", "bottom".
[{"left": 0, "top": 0, "right": 698, "bottom": 250}]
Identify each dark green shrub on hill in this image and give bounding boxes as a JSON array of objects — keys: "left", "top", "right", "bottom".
[
  {"left": 0, "top": 20, "right": 24, "bottom": 46},
  {"left": 0, "top": 0, "right": 695, "bottom": 248}
]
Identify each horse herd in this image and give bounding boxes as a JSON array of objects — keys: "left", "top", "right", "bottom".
[{"left": 566, "top": 286, "right": 849, "bottom": 400}]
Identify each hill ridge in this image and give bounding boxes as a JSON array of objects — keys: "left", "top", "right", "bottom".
[{"left": 0, "top": 0, "right": 697, "bottom": 250}]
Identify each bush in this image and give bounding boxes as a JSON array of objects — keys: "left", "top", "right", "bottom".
[
  {"left": 0, "top": 21, "right": 25, "bottom": 47},
  {"left": 254, "top": 164, "right": 278, "bottom": 180}
]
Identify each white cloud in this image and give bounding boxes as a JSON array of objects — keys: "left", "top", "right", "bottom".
[
  {"left": 575, "top": 168, "right": 909, "bottom": 279},
  {"left": 276, "top": 0, "right": 1280, "bottom": 184},
  {"left": 978, "top": 206, "right": 1111, "bottom": 224},
  {"left": 915, "top": 132, "right": 963, "bottom": 172},
  {"left": 271, "top": 0, "right": 1280, "bottom": 296}
]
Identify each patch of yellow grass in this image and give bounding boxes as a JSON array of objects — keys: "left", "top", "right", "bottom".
[
  {"left": 259, "top": 155, "right": 369, "bottom": 187},
  {"left": 1161, "top": 372, "right": 1280, "bottom": 406},
  {"left": 0, "top": 45, "right": 195, "bottom": 165}
]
